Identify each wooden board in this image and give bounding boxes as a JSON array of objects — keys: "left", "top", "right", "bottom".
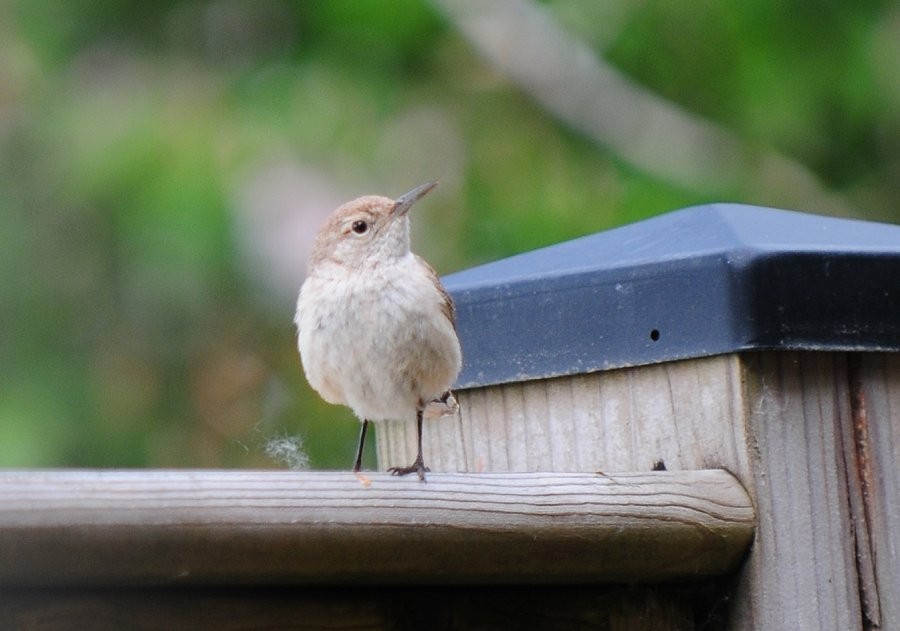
[
  {"left": 0, "top": 469, "right": 753, "bottom": 587},
  {"left": 379, "top": 354, "right": 751, "bottom": 476},
  {"left": 732, "top": 352, "right": 861, "bottom": 630},
  {"left": 852, "top": 353, "right": 900, "bottom": 628}
]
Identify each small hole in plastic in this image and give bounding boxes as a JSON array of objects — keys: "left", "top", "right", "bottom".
[{"left": 650, "top": 329, "right": 660, "bottom": 341}]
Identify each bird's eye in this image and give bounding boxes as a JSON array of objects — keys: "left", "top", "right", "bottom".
[{"left": 351, "top": 220, "right": 369, "bottom": 235}]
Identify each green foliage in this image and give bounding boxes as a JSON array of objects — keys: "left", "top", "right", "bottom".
[{"left": 1, "top": 0, "right": 897, "bottom": 469}]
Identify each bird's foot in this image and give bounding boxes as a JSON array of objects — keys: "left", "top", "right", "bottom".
[
  {"left": 353, "top": 470, "right": 372, "bottom": 487},
  {"left": 388, "top": 457, "right": 429, "bottom": 482},
  {"left": 422, "top": 390, "right": 458, "bottom": 420}
]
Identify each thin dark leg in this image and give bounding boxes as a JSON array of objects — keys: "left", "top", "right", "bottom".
[
  {"left": 388, "top": 409, "right": 429, "bottom": 481},
  {"left": 352, "top": 419, "right": 369, "bottom": 473},
  {"left": 413, "top": 411, "right": 425, "bottom": 472}
]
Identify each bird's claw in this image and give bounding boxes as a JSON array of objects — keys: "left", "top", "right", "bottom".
[
  {"left": 422, "top": 391, "right": 458, "bottom": 420},
  {"left": 388, "top": 458, "right": 429, "bottom": 481}
]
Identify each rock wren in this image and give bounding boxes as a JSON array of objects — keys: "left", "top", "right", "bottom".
[{"left": 295, "top": 182, "right": 462, "bottom": 481}]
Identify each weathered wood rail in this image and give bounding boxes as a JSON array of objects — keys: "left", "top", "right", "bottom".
[
  {"left": 0, "top": 469, "right": 753, "bottom": 587},
  {"left": 0, "top": 469, "right": 753, "bottom": 629}
]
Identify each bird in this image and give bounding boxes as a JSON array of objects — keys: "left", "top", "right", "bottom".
[{"left": 294, "top": 181, "right": 462, "bottom": 481}]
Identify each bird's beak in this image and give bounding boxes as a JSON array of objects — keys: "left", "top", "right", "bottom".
[{"left": 392, "top": 181, "right": 438, "bottom": 217}]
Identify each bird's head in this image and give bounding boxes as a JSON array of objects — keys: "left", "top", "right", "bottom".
[{"left": 309, "top": 181, "right": 437, "bottom": 270}]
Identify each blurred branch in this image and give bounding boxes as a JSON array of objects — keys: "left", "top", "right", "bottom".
[{"left": 431, "top": 0, "right": 855, "bottom": 216}]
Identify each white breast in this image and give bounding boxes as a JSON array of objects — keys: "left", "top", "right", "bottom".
[{"left": 296, "top": 254, "right": 461, "bottom": 422}]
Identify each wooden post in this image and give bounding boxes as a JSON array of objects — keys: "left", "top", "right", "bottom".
[
  {"left": 381, "top": 351, "right": 900, "bottom": 629},
  {"left": 380, "top": 204, "right": 900, "bottom": 630}
]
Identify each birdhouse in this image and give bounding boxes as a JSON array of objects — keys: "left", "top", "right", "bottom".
[{"left": 378, "top": 203, "right": 900, "bottom": 629}]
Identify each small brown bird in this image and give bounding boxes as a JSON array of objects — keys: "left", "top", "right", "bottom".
[{"left": 295, "top": 182, "right": 462, "bottom": 481}]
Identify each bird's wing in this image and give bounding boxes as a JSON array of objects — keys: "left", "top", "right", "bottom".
[{"left": 415, "top": 254, "right": 456, "bottom": 329}]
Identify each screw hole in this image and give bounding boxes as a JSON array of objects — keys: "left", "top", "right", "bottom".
[{"left": 650, "top": 329, "right": 660, "bottom": 342}]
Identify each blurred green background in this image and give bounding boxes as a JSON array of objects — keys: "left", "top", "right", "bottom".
[{"left": 1, "top": 0, "right": 898, "bottom": 470}]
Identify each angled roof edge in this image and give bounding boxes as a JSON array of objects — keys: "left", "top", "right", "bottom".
[{"left": 444, "top": 204, "right": 900, "bottom": 389}]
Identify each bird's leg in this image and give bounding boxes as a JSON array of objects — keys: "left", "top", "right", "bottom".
[
  {"left": 352, "top": 419, "right": 369, "bottom": 473},
  {"left": 388, "top": 408, "right": 429, "bottom": 481}
]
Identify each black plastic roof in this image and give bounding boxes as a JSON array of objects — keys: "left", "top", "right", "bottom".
[{"left": 443, "top": 204, "right": 900, "bottom": 389}]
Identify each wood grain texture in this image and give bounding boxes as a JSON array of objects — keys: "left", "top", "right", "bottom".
[
  {"left": 732, "top": 352, "right": 862, "bottom": 631},
  {"left": 381, "top": 351, "right": 899, "bottom": 629},
  {"left": 853, "top": 353, "right": 900, "bottom": 628},
  {"left": 381, "top": 354, "right": 751, "bottom": 476},
  {"left": 0, "top": 469, "right": 753, "bottom": 588}
]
